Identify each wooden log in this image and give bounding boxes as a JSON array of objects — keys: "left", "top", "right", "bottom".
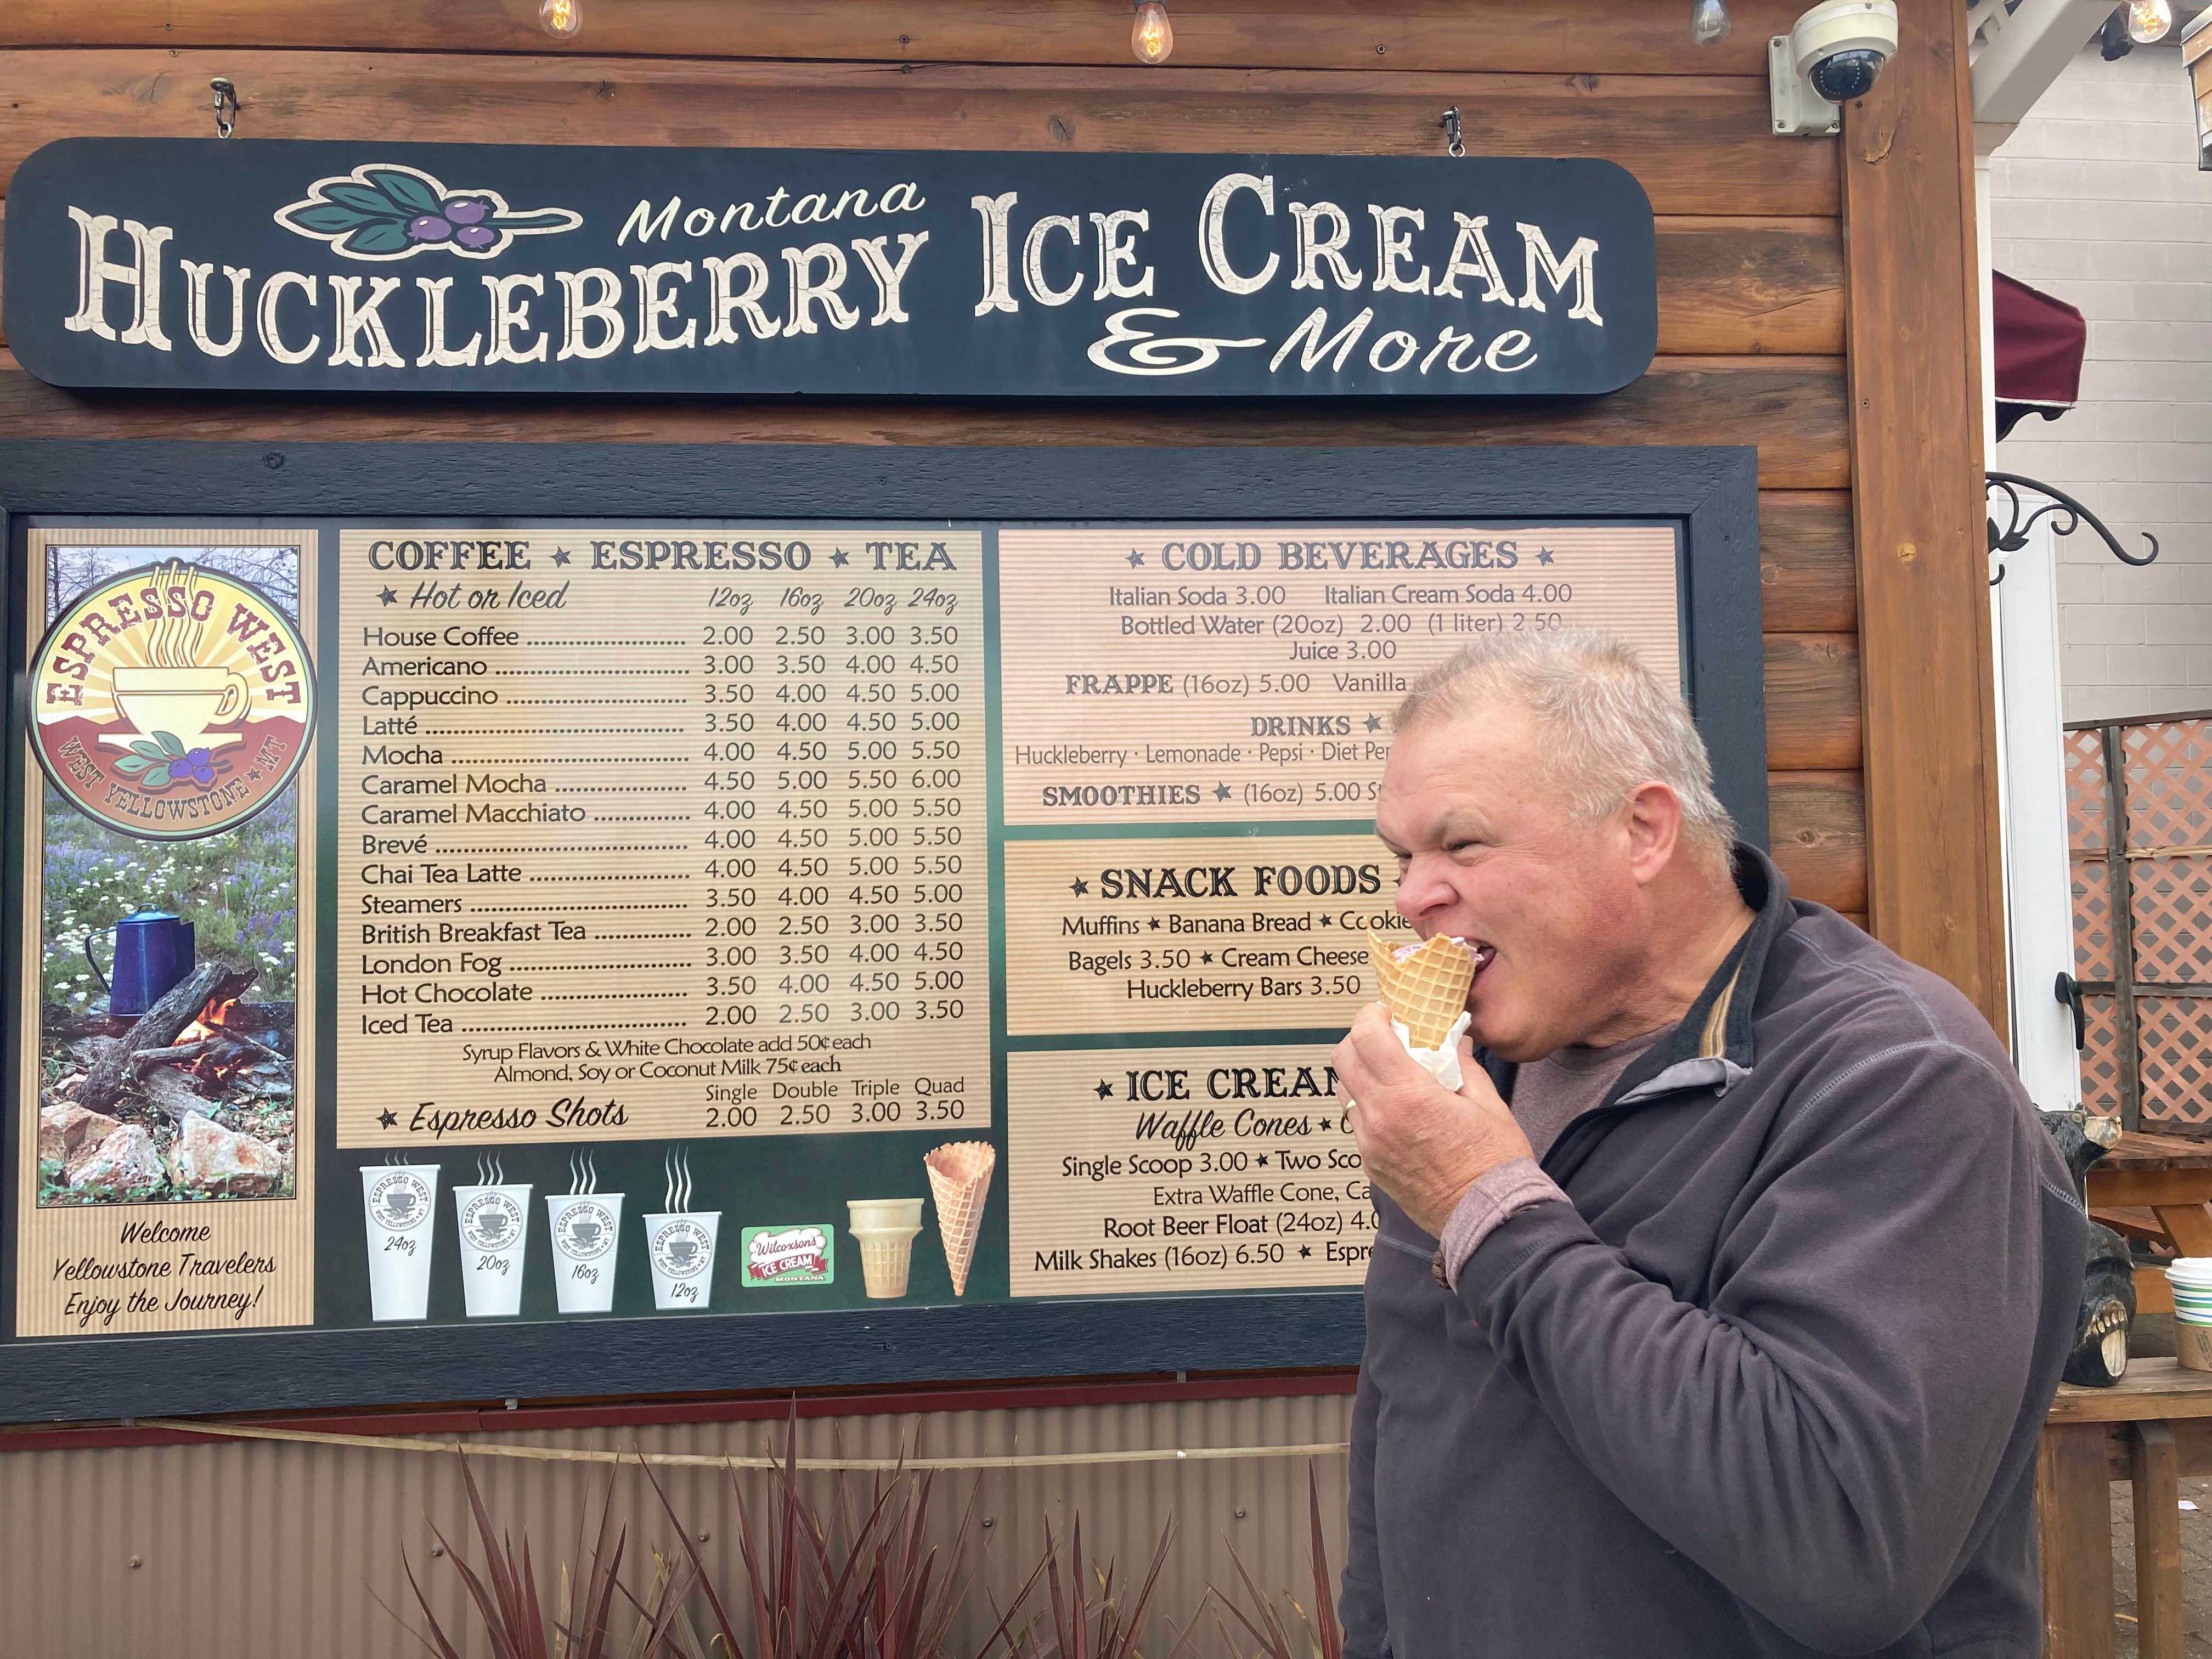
[
  {"left": 1656, "top": 219, "right": 1843, "bottom": 357},
  {"left": 137, "top": 1065, "right": 215, "bottom": 1124},
  {"left": 130, "top": 1039, "right": 217, "bottom": 1068},
  {"left": 0, "top": 356, "right": 1853, "bottom": 489},
  {"left": 73, "top": 960, "right": 255, "bottom": 1116},
  {"left": 1758, "top": 491, "right": 1855, "bottom": 633},
  {"left": 1764, "top": 633, "right": 1861, "bottom": 772},
  {"left": 1768, "top": 769, "right": 1865, "bottom": 915},
  {"left": 1842, "top": 0, "right": 2006, "bottom": 1030},
  {"left": 0, "top": 0, "right": 1815, "bottom": 77},
  {"left": 0, "top": 52, "right": 1838, "bottom": 216},
  {"left": 0, "top": 215, "right": 1843, "bottom": 358}
]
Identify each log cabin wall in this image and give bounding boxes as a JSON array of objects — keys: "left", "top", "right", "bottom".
[
  {"left": 0, "top": 0, "right": 1881, "bottom": 948},
  {"left": 0, "top": 3, "right": 2001, "bottom": 1652}
]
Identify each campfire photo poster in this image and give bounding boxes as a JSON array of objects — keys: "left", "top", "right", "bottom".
[{"left": 13, "top": 531, "right": 319, "bottom": 1336}]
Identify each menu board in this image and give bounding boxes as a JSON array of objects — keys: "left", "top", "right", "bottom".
[{"left": 12, "top": 518, "right": 1682, "bottom": 1352}]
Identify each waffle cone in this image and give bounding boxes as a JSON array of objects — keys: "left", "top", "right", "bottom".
[
  {"left": 924, "top": 1141, "right": 996, "bottom": 1297},
  {"left": 1365, "top": 931, "right": 1475, "bottom": 1049}
]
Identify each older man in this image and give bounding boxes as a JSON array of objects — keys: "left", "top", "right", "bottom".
[{"left": 1335, "top": 631, "right": 2084, "bottom": 1658}]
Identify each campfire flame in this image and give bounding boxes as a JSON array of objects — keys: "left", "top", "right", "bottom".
[{"left": 177, "top": 997, "right": 252, "bottom": 1089}]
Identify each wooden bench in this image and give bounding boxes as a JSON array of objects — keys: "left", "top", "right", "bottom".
[
  {"left": 2086, "top": 1131, "right": 2212, "bottom": 1316},
  {"left": 2041, "top": 1358, "right": 2212, "bottom": 1657}
]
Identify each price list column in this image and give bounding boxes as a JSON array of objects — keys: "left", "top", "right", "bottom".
[
  {"left": 991, "top": 522, "right": 1680, "bottom": 1299},
  {"left": 334, "top": 528, "right": 989, "bottom": 1149}
]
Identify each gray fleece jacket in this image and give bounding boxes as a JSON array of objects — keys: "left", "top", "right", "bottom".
[{"left": 1341, "top": 848, "right": 2085, "bottom": 1657}]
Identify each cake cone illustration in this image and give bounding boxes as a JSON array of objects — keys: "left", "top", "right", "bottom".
[
  {"left": 924, "top": 1141, "right": 996, "bottom": 1297},
  {"left": 1365, "top": 930, "right": 1477, "bottom": 1050}
]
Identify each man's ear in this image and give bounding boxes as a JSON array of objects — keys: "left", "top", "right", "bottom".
[{"left": 1622, "top": 782, "right": 1684, "bottom": 884}]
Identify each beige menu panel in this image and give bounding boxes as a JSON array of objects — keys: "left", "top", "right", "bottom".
[
  {"left": 18, "top": 529, "right": 319, "bottom": 1336},
  {"left": 1007, "top": 1043, "right": 1369, "bottom": 1297},
  {"left": 1005, "top": 834, "right": 1410, "bottom": 1036},
  {"left": 335, "top": 528, "right": 989, "bottom": 1147},
  {"left": 998, "top": 524, "right": 1680, "bottom": 825}
]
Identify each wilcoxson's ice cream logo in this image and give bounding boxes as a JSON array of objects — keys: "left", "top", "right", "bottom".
[
  {"left": 31, "top": 560, "right": 315, "bottom": 840},
  {"left": 744, "top": 1224, "right": 834, "bottom": 1286},
  {"left": 367, "top": 1169, "right": 433, "bottom": 1232},
  {"left": 275, "top": 163, "right": 582, "bottom": 261}
]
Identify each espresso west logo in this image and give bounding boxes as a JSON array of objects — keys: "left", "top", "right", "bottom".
[
  {"left": 553, "top": 1199, "right": 617, "bottom": 1261},
  {"left": 650, "top": 1217, "right": 714, "bottom": 1280},
  {"left": 460, "top": 1190, "right": 525, "bottom": 1252},
  {"left": 368, "top": 1170, "right": 433, "bottom": 1232},
  {"left": 31, "top": 560, "right": 314, "bottom": 839}
]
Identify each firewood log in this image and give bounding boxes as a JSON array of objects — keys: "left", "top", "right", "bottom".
[{"left": 74, "top": 961, "right": 256, "bottom": 1116}]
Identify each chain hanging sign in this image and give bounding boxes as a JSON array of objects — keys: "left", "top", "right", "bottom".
[{"left": 4, "top": 139, "right": 1656, "bottom": 398}]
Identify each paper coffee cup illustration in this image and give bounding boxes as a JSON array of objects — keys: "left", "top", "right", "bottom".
[
  {"left": 847, "top": 1198, "right": 925, "bottom": 1300},
  {"left": 546, "top": 1150, "right": 623, "bottom": 1314},
  {"left": 645, "top": 1148, "right": 720, "bottom": 1311},
  {"left": 362, "top": 1160, "right": 440, "bottom": 1322},
  {"left": 454, "top": 1156, "right": 531, "bottom": 1318}
]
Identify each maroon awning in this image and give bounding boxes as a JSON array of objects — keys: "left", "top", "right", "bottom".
[{"left": 1993, "top": 269, "right": 2087, "bottom": 441}]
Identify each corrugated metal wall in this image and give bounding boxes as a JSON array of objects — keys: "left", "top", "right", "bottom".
[{"left": 3, "top": 1391, "right": 1354, "bottom": 1658}]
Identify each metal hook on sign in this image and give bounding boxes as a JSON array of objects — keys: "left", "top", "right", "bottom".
[
  {"left": 1439, "top": 106, "right": 1465, "bottom": 158},
  {"left": 211, "top": 78, "right": 239, "bottom": 139}
]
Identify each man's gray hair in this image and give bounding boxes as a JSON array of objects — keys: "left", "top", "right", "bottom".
[{"left": 1393, "top": 631, "right": 1736, "bottom": 875}]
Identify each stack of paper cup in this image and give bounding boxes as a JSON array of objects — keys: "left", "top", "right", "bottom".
[
  {"left": 454, "top": 1182, "right": 532, "bottom": 1318},
  {"left": 848, "top": 1199, "right": 925, "bottom": 1299},
  {"left": 546, "top": 1192, "right": 624, "bottom": 1313},
  {"left": 2169, "top": 1259, "right": 2212, "bottom": 1369},
  {"left": 645, "top": 1211, "right": 722, "bottom": 1310},
  {"left": 362, "top": 1164, "right": 440, "bottom": 1321}
]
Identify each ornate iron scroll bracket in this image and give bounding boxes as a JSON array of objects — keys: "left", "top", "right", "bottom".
[{"left": 1988, "top": 470, "right": 2159, "bottom": 586}]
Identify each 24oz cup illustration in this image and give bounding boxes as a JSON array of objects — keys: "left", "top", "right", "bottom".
[
  {"left": 454, "top": 1156, "right": 531, "bottom": 1318},
  {"left": 644, "top": 1147, "right": 720, "bottom": 1312},
  {"left": 362, "top": 1157, "right": 439, "bottom": 1321},
  {"left": 545, "top": 1151, "right": 623, "bottom": 1314}
]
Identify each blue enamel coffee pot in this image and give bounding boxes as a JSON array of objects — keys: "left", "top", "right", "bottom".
[{"left": 86, "top": 911, "right": 196, "bottom": 1018}]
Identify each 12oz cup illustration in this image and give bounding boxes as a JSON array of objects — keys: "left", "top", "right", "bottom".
[
  {"left": 454, "top": 1156, "right": 532, "bottom": 1318},
  {"left": 847, "top": 1197, "right": 925, "bottom": 1300},
  {"left": 545, "top": 1151, "right": 623, "bottom": 1314},
  {"left": 362, "top": 1158, "right": 440, "bottom": 1321},
  {"left": 645, "top": 1147, "right": 720, "bottom": 1311}
]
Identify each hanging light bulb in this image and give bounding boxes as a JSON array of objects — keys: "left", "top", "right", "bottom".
[
  {"left": 1132, "top": 1, "right": 1174, "bottom": 66},
  {"left": 538, "top": 0, "right": 582, "bottom": 38},
  {"left": 2126, "top": 0, "right": 2172, "bottom": 43},
  {"left": 1690, "top": 0, "right": 1732, "bottom": 45}
]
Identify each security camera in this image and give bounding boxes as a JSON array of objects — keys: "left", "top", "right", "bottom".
[{"left": 1770, "top": 0, "right": 1900, "bottom": 137}]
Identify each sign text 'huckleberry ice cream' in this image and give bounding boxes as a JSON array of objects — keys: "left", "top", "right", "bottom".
[{"left": 3, "top": 139, "right": 1656, "bottom": 398}]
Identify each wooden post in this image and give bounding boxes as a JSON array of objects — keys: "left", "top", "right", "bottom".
[
  {"left": 2130, "top": 1423, "right": 2185, "bottom": 1659},
  {"left": 2038, "top": 1423, "right": 2117, "bottom": 1659},
  {"left": 1841, "top": 0, "right": 2009, "bottom": 1030}
]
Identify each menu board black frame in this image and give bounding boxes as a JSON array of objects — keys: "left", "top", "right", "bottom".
[{"left": 0, "top": 439, "right": 1760, "bottom": 1423}]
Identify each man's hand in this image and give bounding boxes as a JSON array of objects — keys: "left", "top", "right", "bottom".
[{"left": 1335, "top": 1001, "right": 1534, "bottom": 1238}]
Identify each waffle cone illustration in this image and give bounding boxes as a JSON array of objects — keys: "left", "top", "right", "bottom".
[
  {"left": 925, "top": 1141, "right": 996, "bottom": 1297},
  {"left": 1365, "top": 931, "right": 1476, "bottom": 1049}
]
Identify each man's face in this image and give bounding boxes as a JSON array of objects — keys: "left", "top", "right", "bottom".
[{"left": 1374, "top": 706, "right": 1645, "bottom": 1063}]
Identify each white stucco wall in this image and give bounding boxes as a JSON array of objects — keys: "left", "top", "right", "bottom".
[{"left": 1990, "top": 37, "right": 2212, "bottom": 724}]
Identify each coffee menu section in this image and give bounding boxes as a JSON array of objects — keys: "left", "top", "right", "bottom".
[{"left": 15, "top": 520, "right": 1680, "bottom": 1340}]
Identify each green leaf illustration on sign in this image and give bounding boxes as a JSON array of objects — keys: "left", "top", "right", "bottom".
[{"left": 274, "top": 162, "right": 581, "bottom": 263}]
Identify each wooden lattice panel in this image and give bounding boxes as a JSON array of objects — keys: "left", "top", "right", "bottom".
[
  {"left": 2067, "top": 725, "right": 2110, "bottom": 853},
  {"left": 2072, "top": 857, "right": 2115, "bottom": 981},
  {"left": 2130, "top": 854, "right": 2212, "bottom": 986},
  {"left": 2081, "top": 994, "right": 2124, "bottom": 1115},
  {"left": 2124, "top": 719, "right": 2212, "bottom": 852},
  {"left": 2137, "top": 995, "right": 2212, "bottom": 1131}
]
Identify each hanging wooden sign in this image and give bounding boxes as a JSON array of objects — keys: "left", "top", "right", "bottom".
[{"left": 4, "top": 139, "right": 1657, "bottom": 399}]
